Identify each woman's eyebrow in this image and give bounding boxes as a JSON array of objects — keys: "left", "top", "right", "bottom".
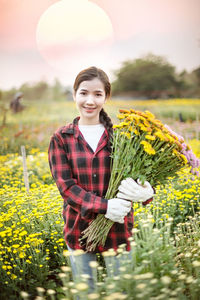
[
  {"left": 95, "top": 90, "right": 104, "bottom": 93},
  {"left": 80, "top": 88, "right": 104, "bottom": 93}
]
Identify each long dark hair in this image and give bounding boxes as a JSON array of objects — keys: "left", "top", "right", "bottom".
[{"left": 73, "top": 66, "right": 113, "bottom": 150}]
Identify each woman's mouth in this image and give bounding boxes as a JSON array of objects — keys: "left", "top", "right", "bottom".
[{"left": 83, "top": 107, "right": 96, "bottom": 113}]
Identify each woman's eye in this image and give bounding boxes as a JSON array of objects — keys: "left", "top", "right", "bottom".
[
  {"left": 80, "top": 92, "right": 86, "bottom": 95},
  {"left": 96, "top": 94, "right": 102, "bottom": 97}
]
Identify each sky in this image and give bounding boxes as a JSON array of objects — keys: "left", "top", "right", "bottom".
[{"left": 0, "top": 0, "right": 200, "bottom": 90}]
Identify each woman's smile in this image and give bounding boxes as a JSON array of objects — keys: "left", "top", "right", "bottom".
[{"left": 83, "top": 106, "right": 97, "bottom": 113}]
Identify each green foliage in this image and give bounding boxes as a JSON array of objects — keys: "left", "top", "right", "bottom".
[{"left": 112, "top": 54, "right": 199, "bottom": 98}]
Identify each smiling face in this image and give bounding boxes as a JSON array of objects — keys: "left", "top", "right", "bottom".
[{"left": 73, "top": 78, "right": 107, "bottom": 125}]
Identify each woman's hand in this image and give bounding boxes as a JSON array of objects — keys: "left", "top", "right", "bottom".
[
  {"left": 105, "top": 198, "right": 132, "bottom": 223},
  {"left": 117, "top": 178, "right": 154, "bottom": 203}
]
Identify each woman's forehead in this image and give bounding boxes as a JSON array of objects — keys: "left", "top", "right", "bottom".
[{"left": 78, "top": 78, "right": 105, "bottom": 92}]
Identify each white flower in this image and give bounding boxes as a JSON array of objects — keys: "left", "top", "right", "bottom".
[
  {"left": 88, "top": 293, "right": 100, "bottom": 299},
  {"left": 61, "top": 266, "right": 71, "bottom": 272},
  {"left": 132, "top": 228, "right": 140, "bottom": 233},
  {"left": 75, "top": 282, "right": 88, "bottom": 291},
  {"left": 161, "top": 276, "right": 172, "bottom": 285},
  {"left": 185, "top": 252, "right": 192, "bottom": 258},
  {"left": 192, "top": 260, "right": 200, "bottom": 267},
  {"left": 136, "top": 283, "right": 147, "bottom": 289},
  {"left": 36, "top": 287, "right": 45, "bottom": 293},
  {"left": 47, "top": 289, "right": 56, "bottom": 295},
  {"left": 63, "top": 250, "right": 70, "bottom": 257},
  {"left": 58, "top": 273, "right": 67, "bottom": 278},
  {"left": 20, "top": 291, "right": 29, "bottom": 299},
  {"left": 123, "top": 274, "right": 132, "bottom": 279},
  {"left": 89, "top": 261, "right": 99, "bottom": 268}
]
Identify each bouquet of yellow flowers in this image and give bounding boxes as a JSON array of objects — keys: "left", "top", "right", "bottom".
[{"left": 80, "top": 109, "right": 200, "bottom": 251}]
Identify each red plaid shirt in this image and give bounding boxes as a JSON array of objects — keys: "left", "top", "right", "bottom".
[{"left": 48, "top": 117, "right": 152, "bottom": 253}]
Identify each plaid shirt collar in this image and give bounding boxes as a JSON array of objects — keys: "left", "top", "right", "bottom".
[{"left": 61, "top": 117, "right": 80, "bottom": 138}]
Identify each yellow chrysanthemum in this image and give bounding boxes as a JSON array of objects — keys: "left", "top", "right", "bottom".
[
  {"left": 119, "top": 109, "right": 130, "bottom": 114},
  {"left": 134, "top": 129, "right": 139, "bottom": 135},
  {"left": 154, "top": 131, "right": 168, "bottom": 142},
  {"left": 120, "top": 132, "right": 131, "bottom": 139},
  {"left": 117, "top": 114, "right": 126, "bottom": 120},
  {"left": 144, "top": 147, "right": 156, "bottom": 155},
  {"left": 129, "top": 113, "right": 141, "bottom": 123},
  {"left": 128, "top": 126, "right": 134, "bottom": 132},
  {"left": 180, "top": 154, "right": 188, "bottom": 164},
  {"left": 145, "top": 134, "right": 156, "bottom": 141},
  {"left": 138, "top": 124, "right": 149, "bottom": 132},
  {"left": 172, "top": 149, "right": 179, "bottom": 156},
  {"left": 113, "top": 124, "right": 121, "bottom": 129},
  {"left": 119, "top": 121, "right": 130, "bottom": 128},
  {"left": 140, "top": 140, "right": 156, "bottom": 155},
  {"left": 144, "top": 110, "right": 155, "bottom": 120},
  {"left": 165, "top": 133, "right": 176, "bottom": 143}
]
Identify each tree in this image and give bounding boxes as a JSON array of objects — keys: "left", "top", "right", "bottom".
[
  {"left": 112, "top": 54, "right": 180, "bottom": 98},
  {"left": 20, "top": 81, "right": 49, "bottom": 100}
]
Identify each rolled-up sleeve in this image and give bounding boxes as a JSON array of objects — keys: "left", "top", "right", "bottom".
[{"left": 48, "top": 135, "right": 108, "bottom": 219}]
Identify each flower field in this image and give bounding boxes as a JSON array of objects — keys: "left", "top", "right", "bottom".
[
  {"left": 0, "top": 99, "right": 200, "bottom": 299},
  {"left": 0, "top": 141, "right": 200, "bottom": 299}
]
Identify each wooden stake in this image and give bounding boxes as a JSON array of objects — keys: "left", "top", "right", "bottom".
[{"left": 21, "top": 145, "right": 29, "bottom": 193}]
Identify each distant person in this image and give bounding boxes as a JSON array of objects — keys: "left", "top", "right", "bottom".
[
  {"left": 10, "top": 92, "right": 24, "bottom": 113},
  {"left": 179, "top": 112, "right": 185, "bottom": 122}
]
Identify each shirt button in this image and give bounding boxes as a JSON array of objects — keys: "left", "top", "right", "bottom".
[{"left": 93, "top": 174, "right": 97, "bottom": 178}]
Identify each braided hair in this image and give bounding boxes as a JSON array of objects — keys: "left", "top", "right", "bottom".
[
  {"left": 99, "top": 108, "right": 113, "bottom": 151},
  {"left": 73, "top": 66, "right": 113, "bottom": 151}
]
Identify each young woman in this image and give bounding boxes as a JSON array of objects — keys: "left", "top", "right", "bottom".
[{"left": 48, "top": 66, "right": 154, "bottom": 290}]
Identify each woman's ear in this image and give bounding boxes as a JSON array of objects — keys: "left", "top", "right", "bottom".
[
  {"left": 72, "top": 91, "right": 76, "bottom": 102},
  {"left": 104, "top": 95, "right": 109, "bottom": 103}
]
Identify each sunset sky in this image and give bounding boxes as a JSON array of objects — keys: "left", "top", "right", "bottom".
[{"left": 0, "top": 0, "right": 200, "bottom": 90}]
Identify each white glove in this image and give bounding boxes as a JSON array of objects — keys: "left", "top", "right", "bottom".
[
  {"left": 117, "top": 178, "right": 154, "bottom": 203},
  {"left": 105, "top": 198, "right": 132, "bottom": 224}
]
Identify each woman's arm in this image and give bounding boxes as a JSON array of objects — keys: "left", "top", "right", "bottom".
[{"left": 48, "top": 134, "right": 108, "bottom": 220}]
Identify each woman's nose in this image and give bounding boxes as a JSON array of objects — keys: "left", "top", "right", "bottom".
[{"left": 85, "top": 95, "right": 95, "bottom": 104}]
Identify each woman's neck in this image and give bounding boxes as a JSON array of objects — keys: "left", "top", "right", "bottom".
[{"left": 78, "top": 117, "right": 100, "bottom": 126}]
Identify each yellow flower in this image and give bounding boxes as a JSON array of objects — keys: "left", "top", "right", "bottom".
[
  {"left": 121, "top": 132, "right": 131, "bottom": 139},
  {"left": 144, "top": 110, "right": 155, "bottom": 120},
  {"left": 134, "top": 129, "right": 139, "bottom": 135},
  {"left": 165, "top": 133, "right": 176, "bottom": 143},
  {"left": 120, "top": 121, "right": 130, "bottom": 127},
  {"left": 154, "top": 131, "right": 168, "bottom": 142},
  {"left": 145, "top": 134, "right": 156, "bottom": 141},
  {"left": 119, "top": 109, "right": 130, "bottom": 114},
  {"left": 11, "top": 274, "right": 17, "bottom": 280},
  {"left": 138, "top": 124, "right": 149, "bottom": 132},
  {"left": 144, "top": 147, "right": 156, "bottom": 155},
  {"left": 140, "top": 141, "right": 156, "bottom": 155},
  {"left": 19, "top": 252, "right": 26, "bottom": 259},
  {"left": 117, "top": 114, "right": 125, "bottom": 120},
  {"left": 180, "top": 154, "right": 188, "bottom": 164},
  {"left": 140, "top": 140, "right": 151, "bottom": 147}
]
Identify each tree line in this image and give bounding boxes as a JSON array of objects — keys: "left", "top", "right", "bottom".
[
  {"left": 0, "top": 53, "right": 199, "bottom": 103},
  {"left": 112, "top": 54, "right": 200, "bottom": 99}
]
